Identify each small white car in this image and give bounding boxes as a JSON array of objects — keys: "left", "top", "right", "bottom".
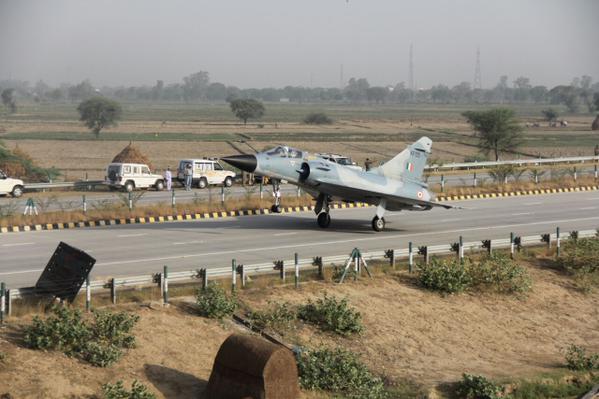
[
  {"left": 316, "top": 153, "right": 363, "bottom": 171},
  {"left": 177, "top": 159, "right": 236, "bottom": 189},
  {"left": 105, "top": 163, "right": 165, "bottom": 192},
  {"left": 0, "top": 170, "right": 24, "bottom": 197}
]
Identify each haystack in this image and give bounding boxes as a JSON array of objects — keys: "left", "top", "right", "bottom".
[
  {"left": 111, "top": 142, "right": 152, "bottom": 169},
  {"left": 207, "top": 334, "right": 300, "bottom": 399},
  {"left": 592, "top": 114, "right": 599, "bottom": 131}
]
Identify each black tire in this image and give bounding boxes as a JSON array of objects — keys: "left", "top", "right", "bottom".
[
  {"left": 224, "top": 176, "right": 233, "bottom": 187},
  {"left": 198, "top": 177, "right": 208, "bottom": 189},
  {"left": 317, "top": 212, "right": 331, "bottom": 228},
  {"left": 155, "top": 180, "right": 165, "bottom": 191},
  {"left": 371, "top": 216, "right": 385, "bottom": 232},
  {"left": 124, "top": 181, "right": 135, "bottom": 192},
  {"left": 270, "top": 204, "right": 281, "bottom": 213},
  {"left": 11, "top": 185, "right": 23, "bottom": 198}
]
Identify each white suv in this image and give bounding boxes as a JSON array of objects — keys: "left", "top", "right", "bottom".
[
  {"left": 177, "top": 159, "right": 236, "bottom": 189},
  {"left": 0, "top": 170, "right": 24, "bottom": 197},
  {"left": 106, "top": 163, "right": 165, "bottom": 192},
  {"left": 316, "top": 153, "right": 363, "bottom": 171}
]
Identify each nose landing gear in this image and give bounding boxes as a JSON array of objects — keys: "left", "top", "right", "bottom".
[
  {"left": 315, "top": 193, "right": 332, "bottom": 228},
  {"left": 270, "top": 180, "right": 282, "bottom": 213}
]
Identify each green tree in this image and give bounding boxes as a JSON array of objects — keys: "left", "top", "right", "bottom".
[
  {"left": 541, "top": 108, "right": 558, "bottom": 121},
  {"left": 77, "top": 97, "right": 123, "bottom": 137},
  {"left": 229, "top": 98, "right": 265, "bottom": 124},
  {"left": 1, "top": 88, "right": 17, "bottom": 113},
  {"left": 462, "top": 108, "right": 524, "bottom": 161},
  {"left": 594, "top": 93, "right": 599, "bottom": 111},
  {"left": 182, "top": 71, "right": 210, "bottom": 102}
]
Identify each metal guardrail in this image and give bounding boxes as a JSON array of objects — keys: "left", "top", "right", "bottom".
[
  {"left": 426, "top": 156, "right": 599, "bottom": 171},
  {"left": 5, "top": 228, "right": 597, "bottom": 302},
  {"left": 25, "top": 180, "right": 105, "bottom": 190}
]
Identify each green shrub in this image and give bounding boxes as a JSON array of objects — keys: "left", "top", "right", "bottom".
[
  {"left": 417, "top": 258, "right": 471, "bottom": 294},
  {"left": 196, "top": 283, "right": 237, "bottom": 319},
  {"left": 102, "top": 380, "right": 156, "bottom": 399},
  {"left": 471, "top": 253, "right": 531, "bottom": 294},
  {"left": 297, "top": 347, "right": 387, "bottom": 399},
  {"left": 298, "top": 294, "right": 363, "bottom": 336},
  {"left": 564, "top": 344, "right": 599, "bottom": 371},
  {"left": 303, "top": 112, "right": 333, "bottom": 125},
  {"left": 23, "top": 306, "right": 139, "bottom": 367},
  {"left": 510, "top": 377, "right": 597, "bottom": 399},
  {"left": 247, "top": 301, "right": 297, "bottom": 330},
  {"left": 456, "top": 374, "right": 502, "bottom": 399},
  {"left": 560, "top": 237, "right": 599, "bottom": 292}
]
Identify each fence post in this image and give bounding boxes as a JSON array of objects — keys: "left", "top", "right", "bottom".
[
  {"left": 82, "top": 195, "right": 87, "bottom": 214},
  {"left": 408, "top": 242, "right": 413, "bottom": 273},
  {"left": 231, "top": 259, "right": 237, "bottom": 292},
  {"left": 556, "top": 227, "right": 561, "bottom": 257},
  {"left": 85, "top": 276, "right": 91, "bottom": 312},
  {"left": 459, "top": 235, "right": 464, "bottom": 262},
  {"left": 0, "top": 282, "right": 5, "bottom": 324},
  {"left": 473, "top": 172, "right": 477, "bottom": 188},
  {"left": 128, "top": 192, "right": 133, "bottom": 211},
  {"left": 171, "top": 190, "right": 176, "bottom": 208},
  {"left": 294, "top": 253, "right": 299, "bottom": 288},
  {"left": 510, "top": 232, "right": 515, "bottom": 259},
  {"left": 163, "top": 265, "right": 169, "bottom": 305},
  {"left": 440, "top": 174, "right": 445, "bottom": 192},
  {"left": 111, "top": 278, "right": 117, "bottom": 304}
]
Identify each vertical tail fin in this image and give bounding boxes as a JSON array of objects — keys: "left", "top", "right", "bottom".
[{"left": 374, "top": 137, "right": 431, "bottom": 182}]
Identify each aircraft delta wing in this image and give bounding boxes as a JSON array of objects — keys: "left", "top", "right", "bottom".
[{"left": 221, "top": 137, "right": 457, "bottom": 232}]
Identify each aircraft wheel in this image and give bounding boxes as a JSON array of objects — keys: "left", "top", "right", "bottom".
[
  {"left": 372, "top": 216, "right": 385, "bottom": 232},
  {"left": 271, "top": 204, "right": 282, "bottom": 213},
  {"left": 317, "top": 212, "right": 331, "bottom": 228}
]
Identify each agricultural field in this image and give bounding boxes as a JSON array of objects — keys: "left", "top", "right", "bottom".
[
  {"left": 0, "top": 247, "right": 598, "bottom": 398},
  {"left": 1, "top": 102, "right": 597, "bottom": 180}
]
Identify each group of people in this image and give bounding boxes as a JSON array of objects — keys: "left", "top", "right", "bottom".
[{"left": 161, "top": 163, "right": 193, "bottom": 191}]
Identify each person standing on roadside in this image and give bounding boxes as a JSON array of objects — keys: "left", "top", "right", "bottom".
[
  {"left": 164, "top": 166, "right": 172, "bottom": 191},
  {"left": 184, "top": 163, "right": 193, "bottom": 191}
]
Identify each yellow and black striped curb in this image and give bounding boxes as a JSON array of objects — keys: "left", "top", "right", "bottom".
[
  {"left": 0, "top": 202, "right": 373, "bottom": 234},
  {"left": 1, "top": 186, "right": 597, "bottom": 234},
  {"left": 436, "top": 185, "right": 599, "bottom": 202}
]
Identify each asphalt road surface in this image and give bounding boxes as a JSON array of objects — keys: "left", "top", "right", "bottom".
[{"left": 1, "top": 190, "right": 598, "bottom": 288}]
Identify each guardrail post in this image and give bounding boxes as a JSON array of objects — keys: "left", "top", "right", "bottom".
[
  {"left": 459, "top": 235, "right": 464, "bottom": 262},
  {"left": 573, "top": 167, "right": 577, "bottom": 181},
  {"left": 199, "top": 268, "right": 208, "bottom": 290},
  {"left": 594, "top": 164, "right": 598, "bottom": 180},
  {"left": 313, "top": 257, "right": 323, "bottom": 278},
  {"left": 408, "top": 242, "right": 413, "bottom": 273},
  {"left": 259, "top": 180, "right": 263, "bottom": 199},
  {"left": 390, "top": 249, "right": 396, "bottom": 269},
  {"left": 297, "top": 186, "right": 301, "bottom": 197},
  {"left": 280, "top": 261, "right": 285, "bottom": 282},
  {"left": 534, "top": 170, "right": 539, "bottom": 184},
  {"left": 6, "top": 289, "right": 11, "bottom": 317},
  {"left": 128, "top": 192, "right": 133, "bottom": 211},
  {"left": 0, "top": 282, "right": 5, "bottom": 324},
  {"left": 163, "top": 266, "right": 169, "bottom": 305},
  {"left": 556, "top": 227, "right": 561, "bottom": 257},
  {"left": 294, "top": 253, "right": 299, "bottom": 288},
  {"left": 473, "top": 172, "right": 477, "bottom": 188},
  {"left": 440, "top": 175, "right": 445, "bottom": 192},
  {"left": 240, "top": 264, "right": 246, "bottom": 288},
  {"left": 82, "top": 195, "right": 87, "bottom": 214},
  {"left": 510, "top": 232, "right": 515, "bottom": 259},
  {"left": 231, "top": 259, "right": 237, "bottom": 292},
  {"left": 85, "top": 276, "right": 91, "bottom": 312},
  {"left": 111, "top": 278, "right": 117, "bottom": 304},
  {"left": 171, "top": 190, "right": 176, "bottom": 208},
  {"left": 221, "top": 186, "right": 225, "bottom": 204}
]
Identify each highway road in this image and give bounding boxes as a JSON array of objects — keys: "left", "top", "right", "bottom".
[{"left": 1, "top": 190, "right": 598, "bottom": 288}]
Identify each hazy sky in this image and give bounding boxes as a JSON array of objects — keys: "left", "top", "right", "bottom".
[{"left": 0, "top": 0, "right": 597, "bottom": 89}]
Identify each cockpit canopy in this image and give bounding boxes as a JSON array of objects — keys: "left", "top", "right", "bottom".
[{"left": 265, "top": 146, "right": 303, "bottom": 159}]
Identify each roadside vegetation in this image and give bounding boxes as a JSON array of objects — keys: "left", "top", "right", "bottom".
[
  {"left": 24, "top": 306, "right": 139, "bottom": 367},
  {"left": 558, "top": 236, "right": 599, "bottom": 292},
  {"left": 0, "top": 141, "right": 61, "bottom": 182},
  {"left": 303, "top": 112, "right": 333, "bottom": 125},
  {"left": 196, "top": 283, "right": 237, "bottom": 319},
  {"left": 102, "top": 380, "right": 156, "bottom": 399}
]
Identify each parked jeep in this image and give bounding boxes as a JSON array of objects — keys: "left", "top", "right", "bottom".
[
  {"left": 105, "top": 163, "right": 165, "bottom": 192},
  {"left": 0, "top": 170, "right": 24, "bottom": 198},
  {"left": 177, "top": 158, "right": 236, "bottom": 189}
]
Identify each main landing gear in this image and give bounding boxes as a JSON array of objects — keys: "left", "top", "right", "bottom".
[
  {"left": 371, "top": 199, "right": 387, "bottom": 232},
  {"left": 270, "top": 180, "right": 282, "bottom": 213},
  {"left": 315, "top": 193, "right": 331, "bottom": 228}
]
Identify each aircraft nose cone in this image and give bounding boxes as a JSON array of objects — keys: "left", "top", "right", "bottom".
[{"left": 220, "top": 154, "right": 257, "bottom": 173}]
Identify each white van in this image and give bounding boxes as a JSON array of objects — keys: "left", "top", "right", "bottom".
[
  {"left": 0, "top": 170, "right": 24, "bottom": 197},
  {"left": 105, "top": 163, "right": 165, "bottom": 192},
  {"left": 177, "top": 159, "right": 236, "bottom": 189}
]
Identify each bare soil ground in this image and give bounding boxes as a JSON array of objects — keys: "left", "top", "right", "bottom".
[{"left": 1, "top": 257, "right": 597, "bottom": 398}]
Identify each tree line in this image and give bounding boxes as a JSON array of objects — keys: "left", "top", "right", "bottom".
[{"left": 2, "top": 72, "right": 599, "bottom": 113}]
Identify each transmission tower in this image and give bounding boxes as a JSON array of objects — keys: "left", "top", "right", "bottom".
[
  {"left": 473, "top": 46, "right": 482, "bottom": 90},
  {"left": 409, "top": 44, "right": 414, "bottom": 91}
]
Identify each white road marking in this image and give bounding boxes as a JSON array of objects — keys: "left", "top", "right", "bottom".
[
  {"left": 2, "top": 242, "right": 35, "bottom": 247},
  {"left": 586, "top": 197, "right": 599, "bottom": 200},
  {"left": 440, "top": 218, "right": 460, "bottom": 223},
  {"left": 580, "top": 207, "right": 597, "bottom": 210},
  {"left": 512, "top": 212, "right": 532, "bottom": 216},
  {"left": 524, "top": 202, "right": 543, "bottom": 206},
  {"left": 0, "top": 268, "right": 44, "bottom": 276},
  {"left": 274, "top": 232, "right": 298, "bottom": 237},
  {"left": 173, "top": 240, "right": 205, "bottom": 245},
  {"left": 117, "top": 233, "right": 147, "bottom": 238},
  {"left": 87, "top": 215, "right": 599, "bottom": 268}
]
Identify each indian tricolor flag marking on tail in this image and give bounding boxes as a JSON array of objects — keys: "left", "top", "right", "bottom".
[{"left": 406, "top": 162, "right": 414, "bottom": 172}]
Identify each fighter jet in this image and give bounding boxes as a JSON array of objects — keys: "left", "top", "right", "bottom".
[{"left": 221, "top": 137, "right": 455, "bottom": 232}]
